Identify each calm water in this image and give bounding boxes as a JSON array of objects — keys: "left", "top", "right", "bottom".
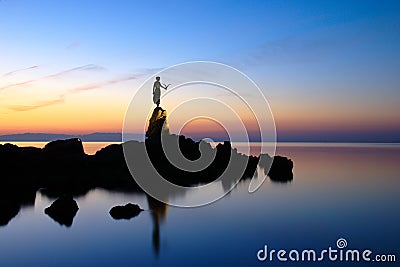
[{"left": 0, "top": 142, "right": 399, "bottom": 266}]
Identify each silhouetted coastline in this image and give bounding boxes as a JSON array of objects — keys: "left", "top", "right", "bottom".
[
  {"left": 0, "top": 107, "right": 293, "bottom": 226},
  {"left": 0, "top": 137, "right": 292, "bottom": 192}
]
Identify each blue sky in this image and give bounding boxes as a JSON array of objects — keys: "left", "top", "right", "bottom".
[{"left": 0, "top": 0, "right": 399, "bottom": 141}]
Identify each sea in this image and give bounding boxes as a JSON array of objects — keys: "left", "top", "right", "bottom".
[{"left": 0, "top": 142, "right": 399, "bottom": 267}]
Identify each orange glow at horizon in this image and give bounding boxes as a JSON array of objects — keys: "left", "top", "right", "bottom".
[
  {"left": 179, "top": 118, "right": 229, "bottom": 140},
  {"left": 0, "top": 83, "right": 130, "bottom": 134},
  {"left": 2, "top": 99, "right": 400, "bottom": 137},
  {"left": 1, "top": 79, "right": 399, "bottom": 139}
]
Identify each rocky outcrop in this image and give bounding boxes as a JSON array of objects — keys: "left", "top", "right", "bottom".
[
  {"left": 259, "top": 154, "right": 294, "bottom": 183},
  {"left": 109, "top": 203, "right": 143, "bottom": 220},
  {"left": 42, "top": 138, "right": 84, "bottom": 156},
  {"left": 0, "top": 139, "right": 293, "bottom": 196},
  {"left": 268, "top": 156, "right": 294, "bottom": 182},
  {"left": 146, "top": 107, "right": 169, "bottom": 139},
  {"left": 0, "top": 108, "right": 294, "bottom": 197},
  {"left": 44, "top": 195, "right": 79, "bottom": 227}
]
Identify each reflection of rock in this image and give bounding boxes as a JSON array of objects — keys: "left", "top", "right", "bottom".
[
  {"left": 44, "top": 195, "right": 79, "bottom": 227},
  {"left": 109, "top": 203, "right": 143, "bottom": 220},
  {"left": 0, "top": 143, "right": 38, "bottom": 226},
  {"left": 147, "top": 195, "right": 168, "bottom": 255},
  {"left": 0, "top": 188, "right": 36, "bottom": 226},
  {"left": 0, "top": 201, "right": 19, "bottom": 226}
]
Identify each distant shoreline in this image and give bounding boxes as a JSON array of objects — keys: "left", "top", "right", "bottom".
[
  {"left": 0, "top": 132, "right": 398, "bottom": 143},
  {"left": 0, "top": 133, "right": 135, "bottom": 142}
]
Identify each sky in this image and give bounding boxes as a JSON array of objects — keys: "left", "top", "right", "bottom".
[{"left": 0, "top": 0, "right": 399, "bottom": 142}]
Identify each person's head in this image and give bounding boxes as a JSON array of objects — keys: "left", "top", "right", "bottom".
[{"left": 156, "top": 76, "right": 160, "bottom": 81}]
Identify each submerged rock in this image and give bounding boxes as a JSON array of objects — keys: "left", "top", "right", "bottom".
[
  {"left": 109, "top": 203, "right": 143, "bottom": 220},
  {"left": 44, "top": 195, "right": 79, "bottom": 227}
]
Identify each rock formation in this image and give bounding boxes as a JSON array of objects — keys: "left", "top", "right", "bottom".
[
  {"left": 44, "top": 195, "right": 79, "bottom": 227},
  {"left": 146, "top": 107, "right": 169, "bottom": 139},
  {"left": 0, "top": 107, "right": 294, "bottom": 199},
  {"left": 259, "top": 154, "right": 293, "bottom": 183},
  {"left": 109, "top": 203, "right": 143, "bottom": 220}
]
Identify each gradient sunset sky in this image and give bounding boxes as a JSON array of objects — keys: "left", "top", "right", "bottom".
[{"left": 1, "top": 0, "right": 399, "bottom": 141}]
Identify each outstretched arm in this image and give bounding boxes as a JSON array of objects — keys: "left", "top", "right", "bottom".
[{"left": 161, "top": 83, "right": 171, "bottom": 90}]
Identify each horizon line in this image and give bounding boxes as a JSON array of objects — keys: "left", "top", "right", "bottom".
[{"left": 0, "top": 132, "right": 399, "bottom": 144}]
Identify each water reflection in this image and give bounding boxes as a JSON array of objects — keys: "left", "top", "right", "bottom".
[
  {"left": 0, "top": 144, "right": 399, "bottom": 267},
  {"left": 146, "top": 195, "right": 168, "bottom": 256},
  {"left": 0, "top": 188, "right": 36, "bottom": 227},
  {"left": 0, "top": 154, "right": 289, "bottom": 229}
]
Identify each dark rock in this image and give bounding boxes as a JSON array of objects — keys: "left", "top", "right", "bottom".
[
  {"left": 0, "top": 187, "right": 36, "bottom": 227},
  {"left": 43, "top": 138, "right": 84, "bottom": 157},
  {"left": 146, "top": 107, "right": 169, "bottom": 140},
  {"left": 0, "top": 135, "right": 294, "bottom": 196},
  {"left": 109, "top": 203, "right": 143, "bottom": 220},
  {"left": 0, "top": 144, "right": 43, "bottom": 184},
  {"left": 39, "top": 138, "right": 91, "bottom": 194},
  {"left": 44, "top": 195, "right": 79, "bottom": 227},
  {"left": 268, "top": 156, "right": 294, "bottom": 182},
  {"left": 0, "top": 109, "right": 294, "bottom": 199},
  {"left": 91, "top": 143, "right": 139, "bottom": 190},
  {"left": 258, "top": 153, "right": 294, "bottom": 182},
  {"left": 0, "top": 201, "right": 20, "bottom": 226}
]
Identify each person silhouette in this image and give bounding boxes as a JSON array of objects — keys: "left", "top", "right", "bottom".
[{"left": 153, "top": 77, "right": 170, "bottom": 109}]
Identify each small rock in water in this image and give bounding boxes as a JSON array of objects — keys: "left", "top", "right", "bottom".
[
  {"left": 44, "top": 195, "right": 79, "bottom": 227},
  {"left": 109, "top": 203, "right": 143, "bottom": 220}
]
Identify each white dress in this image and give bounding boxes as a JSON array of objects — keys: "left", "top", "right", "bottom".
[{"left": 153, "top": 81, "right": 161, "bottom": 104}]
